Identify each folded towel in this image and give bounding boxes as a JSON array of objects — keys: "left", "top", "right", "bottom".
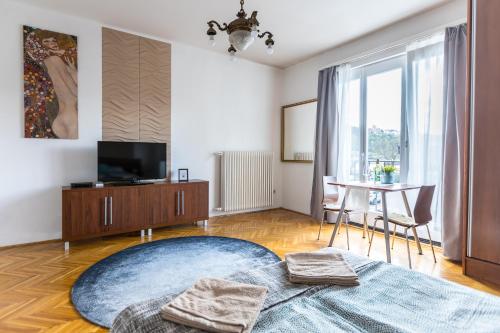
[
  {"left": 161, "top": 278, "right": 268, "bottom": 333},
  {"left": 285, "top": 252, "right": 359, "bottom": 286}
]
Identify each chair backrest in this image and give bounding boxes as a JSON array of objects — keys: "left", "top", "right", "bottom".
[
  {"left": 413, "top": 185, "right": 436, "bottom": 225},
  {"left": 322, "top": 176, "right": 339, "bottom": 204}
]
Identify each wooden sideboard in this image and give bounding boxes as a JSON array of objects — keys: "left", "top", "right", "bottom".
[{"left": 62, "top": 180, "right": 208, "bottom": 248}]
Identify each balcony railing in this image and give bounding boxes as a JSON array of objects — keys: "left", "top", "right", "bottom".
[{"left": 367, "top": 159, "right": 400, "bottom": 170}]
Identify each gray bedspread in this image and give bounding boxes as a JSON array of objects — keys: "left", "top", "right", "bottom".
[{"left": 111, "top": 250, "right": 500, "bottom": 333}]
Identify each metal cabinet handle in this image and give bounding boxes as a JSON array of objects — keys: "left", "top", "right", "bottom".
[
  {"left": 104, "top": 196, "right": 108, "bottom": 226},
  {"left": 109, "top": 196, "right": 113, "bottom": 225},
  {"left": 182, "top": 191, "right": 185, "bottom": 215},
  {"left": 176, "top": 191, "right": 180, "bottom": 216}
]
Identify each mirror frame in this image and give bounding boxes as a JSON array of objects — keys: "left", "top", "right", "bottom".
[{"left": 281, "top": 98, "right": 317, "bottom": 163}]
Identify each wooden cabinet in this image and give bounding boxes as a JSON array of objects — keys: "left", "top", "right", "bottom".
[
  {"left": 168, "top": 183, "right": 198, "bottom": 224},
  {"left": 62, "top": 180, "right": 209, "bottom": 243},
  {"left": 195, "top": 181, "right": 209, "bottom": 220},
  {"left": 143, "top": 185, "right": 163, "bottom": 226},
  {"left": 464, "top": 0, "right": 500, "bottom": 286},
  {"left": 62, "top": 189, "right": 108, "bottom": 240},
  {"left": 167, "top": 181, "right": 208, "bottom": 224},
  {"left": 107, "top": 186, "right": 143, "bottom": 231}
]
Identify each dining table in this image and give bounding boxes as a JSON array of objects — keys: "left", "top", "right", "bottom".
[{"left": 327, "top": 181, "right": 422, "bottom": 264}]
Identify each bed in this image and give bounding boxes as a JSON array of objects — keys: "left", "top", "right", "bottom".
[{"left": 111, "top": 249, "right": 500, "bottom": 333}]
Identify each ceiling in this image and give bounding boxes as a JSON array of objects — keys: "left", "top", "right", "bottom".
[{"left": 14, "top": 0, "right": 451, "bottom": 68}]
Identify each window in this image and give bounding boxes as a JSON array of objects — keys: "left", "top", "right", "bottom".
[
  {"left": 343, "top": 39, "right": 445, "bottom": 240},
  {"left": 348, "top": 56, "right": 406, "bottom": 185}
]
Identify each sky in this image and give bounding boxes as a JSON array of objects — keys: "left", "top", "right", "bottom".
[{"left": 366, "top": 68, "right": 402, "bottom": 131}]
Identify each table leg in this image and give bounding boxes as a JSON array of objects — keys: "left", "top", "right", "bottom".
[
  {"left": 328, "top": 187, "right": 351, "bottom": 247},
  {"left": 401, "top": 191, "right": 412, "bottom": 217},
  {"left": 381, "top": 192, "right": 392, "bottom": 263},
  {"left": 402, "top": 191, "right": 422, "bottom": 254}
]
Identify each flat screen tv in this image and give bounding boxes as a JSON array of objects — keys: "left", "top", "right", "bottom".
[{"left": 98, "top": 141, "right": 166, "bottom": 183}]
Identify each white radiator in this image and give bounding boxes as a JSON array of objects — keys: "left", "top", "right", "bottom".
[
  {"left": 293, "top": 152, "right": 314, "bottom": 161},
  {"left": 216, "top": 151, "right": 274, "bottom": 212}
]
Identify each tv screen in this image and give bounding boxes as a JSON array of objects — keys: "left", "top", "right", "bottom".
[{"left": 98, "top": 141, "right": 166, "bottom": 183}]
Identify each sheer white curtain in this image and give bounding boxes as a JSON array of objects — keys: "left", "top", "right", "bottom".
[
  {"left": 405, "top": 34, "right": 445, "bottom": 239},
  {"left": 337, "top": 64, "right": 353, "bottom": 182},
  {"left": 337, "top": 64, "right": 369, "bottom": 213}
]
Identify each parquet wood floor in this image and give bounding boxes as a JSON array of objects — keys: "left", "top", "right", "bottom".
[{"left": 0, "top": 209, "right": 498, "bottom": 332}]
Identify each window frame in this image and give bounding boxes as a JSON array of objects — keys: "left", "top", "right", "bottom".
[{"left": 350, "top": 54, "right": 408, "bottom": 182}]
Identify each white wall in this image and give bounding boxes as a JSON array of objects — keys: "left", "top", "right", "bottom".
[
  {"left": 281, "top": 0, "right": 466, "bottom": 215},
  {"left": 170, "top": 43, "right": 283, "bottom": 214},
  {"left": 0, "top": 0, "right": 283, "bottom": 246},
  {"left": 0, "top": 0, "right": 102, "bottom": 246}
]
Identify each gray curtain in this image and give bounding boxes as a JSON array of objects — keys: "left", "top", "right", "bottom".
[
  {"left": 442, "top": 24, "right": 467, "bottom": 261},
  {"left": 310, "top": 66, "right": 340, "bottom": 220}
]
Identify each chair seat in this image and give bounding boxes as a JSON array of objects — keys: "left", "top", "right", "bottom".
[
  {"left": 375, "top": 213, "right": 417, "bottom": 227},
  {"left": 323, "top": 203, "right": 352, "bottom": 213}
]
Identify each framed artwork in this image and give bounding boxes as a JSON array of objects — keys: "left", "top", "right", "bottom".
[
  {"left": 23, "top": 25, "right": 78, "bottom": 139},
  {"left": 178, "top": 169, "right": 189, "bottom": 182}
]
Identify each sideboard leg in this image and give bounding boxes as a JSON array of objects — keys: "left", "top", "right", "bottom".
[
  {"left": 148, "top": 228, "right": 152, "bottom": 237},
  {"left": 196, "top": 220, "right": 208, "bottom": 227},
  {"left": 140, "top": 229, "right": 145, "bottom": 238},
  {"left": 64, "top": 241, "right": 69, "bottom": 251}
]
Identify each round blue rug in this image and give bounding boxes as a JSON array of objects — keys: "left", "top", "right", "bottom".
[{"left": 71, "top": 236, "right": 280, "bottom": 328}]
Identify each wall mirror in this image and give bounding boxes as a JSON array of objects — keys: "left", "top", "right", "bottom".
[{"left": 281, "top": 99, "right": 317, "bottom": 163}]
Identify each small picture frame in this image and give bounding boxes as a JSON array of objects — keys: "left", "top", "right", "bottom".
[{"left": 178, "top": 169, "right": 189, "bottom": 182}]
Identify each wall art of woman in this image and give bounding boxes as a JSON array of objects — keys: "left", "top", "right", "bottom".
[{"left": 23, "top": 25, "right": 78, "bottom": 139}]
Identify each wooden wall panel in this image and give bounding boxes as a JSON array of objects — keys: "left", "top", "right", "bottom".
[
  {"left": 139, "top": 38, "right": 172, "bottom": 174},
  {"left": 102, "top": 28, "right": 171, "bottom": 178},
  {"left": 102, "top": 28, "right": 140, "bottom": 141},
  {"left": 468, "top": 0, "right": 500, "bottom": 266}
]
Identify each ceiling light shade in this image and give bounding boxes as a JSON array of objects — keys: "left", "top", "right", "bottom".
[
  {"left": 266, "top": 44, "right": 274, "bottom": 55},
  {"left": 251, "top": 25, "right": 258, "bottom": 38},
  {"left": 208, "top": 35, "right": 216, "bottom": 47},
  {"left": 229, "top": 30, "right": 254, "bottom": 51},
  {"left": 265, "top": 36, "right": 274, "bottom": 55},
  {"left": 206, "top": 0, "right": 275, "bottom": 56},
  {"left": 228, "top": 45, "right": 237, "bottom": 62}
]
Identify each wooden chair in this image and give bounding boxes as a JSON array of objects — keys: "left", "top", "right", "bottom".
[
  {"left": 368, "top": 185, "right": 437, "bottom": 269},
  {"left": 317, "top": 176, "right": 371, "bottom": 249}
]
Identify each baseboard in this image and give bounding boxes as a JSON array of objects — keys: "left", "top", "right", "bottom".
[
  {"left": 1, "top": 209, "right": 280, "bottom": 249},
  {"left": 279, "top": 207, "right": 312, "bottom": 217},
  {"left": 0, "top": 208, "right": 441, "bottom": 250},
  {"left": 211, "top": 207, "right": 281, "bottom": 219},
  {"left": 0, "top": 238, "right": 61, "bottom": 250},
  {"left": 465, "top": 256, "right": 500, "bottom": 287}
]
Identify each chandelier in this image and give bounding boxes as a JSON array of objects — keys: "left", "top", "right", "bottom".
[{"left": 206, "top": 0, "right": 275, "bottom": 58}]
